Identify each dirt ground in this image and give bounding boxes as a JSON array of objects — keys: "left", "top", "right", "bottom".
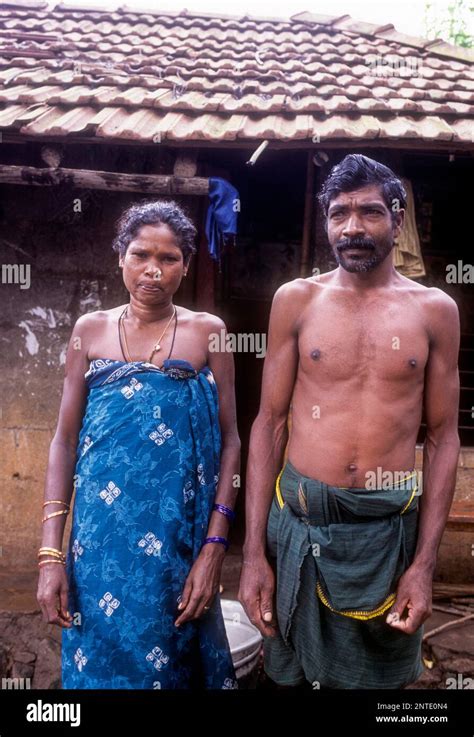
[{"left": 1, "top": 547, "right": 473, "bottom": 689}]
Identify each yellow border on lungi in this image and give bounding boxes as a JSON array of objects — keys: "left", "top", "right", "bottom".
[
  {"left": 275, "top": 467, "right": 286, "bottom": 509},
  {"left": 400, "top": 480, "right": 418, "bottom": 515},
  {"left": 275, "top": 468, "right": 418, "bottom": 514},
  {"left": 274, "top": 467, "right": 417, "bottom": 620},
  {"left": 316, "top": 582, "right": 397, "bottom": 620}
]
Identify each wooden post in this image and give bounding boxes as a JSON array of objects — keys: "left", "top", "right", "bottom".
[
  {"left": 194, "top": 196, "right": 215, "bottom": 312},
  {"left": 300, "top": 151, "right": 315, "bottom": 277}
]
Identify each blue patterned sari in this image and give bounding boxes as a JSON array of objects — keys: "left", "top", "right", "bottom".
[{"left": 61, "top": 358, "right": 237, "bottom": 689}]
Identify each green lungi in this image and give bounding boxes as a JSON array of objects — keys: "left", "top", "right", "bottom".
[{"left": 264, "top": 460, "right": 424, "bottom": 689}]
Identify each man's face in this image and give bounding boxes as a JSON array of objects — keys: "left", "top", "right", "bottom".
[
  {"left": 326, "top": 184, "right": 404, "bottom": 273},
  {"left": 119, "top": 224, "right": 188, "bottom": 300}
]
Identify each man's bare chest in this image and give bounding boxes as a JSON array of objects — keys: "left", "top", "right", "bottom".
[{"left": 297, "top": 300, "right": 429, "bottom": 384}]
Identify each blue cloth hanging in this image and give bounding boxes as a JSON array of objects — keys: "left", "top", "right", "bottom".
[{"left": 205, "top": 177, "right": 239, "bottom": 261}]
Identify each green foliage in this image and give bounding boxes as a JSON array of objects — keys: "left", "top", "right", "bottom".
[{"left": 424, "top": 0, "right": 473, "bottom": 47}]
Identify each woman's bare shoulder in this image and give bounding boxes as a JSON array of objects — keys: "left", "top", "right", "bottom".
[
  {"left": 177, "top": 306, "right": 226, "bottom": 331},
  {"left": 74, "top": 305, "right": 127, "bottom": 330}
]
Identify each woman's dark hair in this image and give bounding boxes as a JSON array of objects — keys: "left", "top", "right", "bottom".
[
  {"left": 112, "top": 200, "right": 197, "bottom": 260},
  {"left": 318, "top": 154, "right": 407, "bottom": 220}
]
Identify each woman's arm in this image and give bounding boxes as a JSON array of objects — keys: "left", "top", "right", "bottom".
[
  {"left": 204, "top": 315, "right": 241, "bottom": 540},
  {"left": 175, "top": 315, "right": 241, "bottom": 626},
  {"left": 37, "top": 314, "right": 92, "bottom": 627}
]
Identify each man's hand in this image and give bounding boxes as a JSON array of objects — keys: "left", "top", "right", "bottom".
[
  {"left": 386, "top": 563, "right": 433, "bottom": 634},
  {"left": 175, "top": 544, "right": 225, "bottom": 627},
  {"left": 238, "top": 555, "right": 277, "bottom": 638}
]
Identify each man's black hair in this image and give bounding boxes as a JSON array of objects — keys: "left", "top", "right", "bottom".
[{"left": 318, "top": 154, "right": 407, "bottom": 220}]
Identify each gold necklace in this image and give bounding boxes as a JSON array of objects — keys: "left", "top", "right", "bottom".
[{"left": 120, "top": 304, "right": 177, "bottom": 363}]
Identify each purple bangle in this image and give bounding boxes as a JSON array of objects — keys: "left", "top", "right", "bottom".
[
  {"left": 213, "top": 503, "right": 235, "bottom": 523},
  {"left": 202, "top": 536, "right": 229, "bottom": 552}
]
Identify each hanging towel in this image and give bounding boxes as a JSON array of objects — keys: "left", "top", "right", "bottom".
[
  {"left": 205, "top": 177, "right": 239, "bottom": 261},
  {"left": 393, "top": 178, "right": 426, "bottom": 279}
]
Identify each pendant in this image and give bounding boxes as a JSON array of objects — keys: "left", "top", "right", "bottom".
[{"left": 154, "top": 344, "right": 161, "bottom": 351}]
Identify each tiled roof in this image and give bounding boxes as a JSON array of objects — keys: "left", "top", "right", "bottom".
[{"left": 0, "top": 1, "right": 472, "bottom": 145}]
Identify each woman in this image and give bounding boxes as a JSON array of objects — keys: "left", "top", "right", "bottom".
[{"left": 37, "top": 200, "right": 241, "bottom": 689}]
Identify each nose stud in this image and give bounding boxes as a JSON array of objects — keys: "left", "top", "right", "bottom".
[{"left": 152, "top": 269, "right": 162, "bottom": 281}]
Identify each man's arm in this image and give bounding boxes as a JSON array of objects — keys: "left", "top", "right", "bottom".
[
  {"left": 239, "top": 280, "right": 303, "bottom": 635},
  {"left": 415, "top": 291, "right": 461, "bottom": 571},
  {"left": 387, "top": 290, "right": 460, "bottom": 633}
]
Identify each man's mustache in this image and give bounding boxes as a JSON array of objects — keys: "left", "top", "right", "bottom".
[{"left": 336, "top": 237, "right": 376, "bottom": 252}]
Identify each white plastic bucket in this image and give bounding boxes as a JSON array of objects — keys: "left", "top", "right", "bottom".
[{"left": 221, "top": 599, "right": 263, "bottom": 682}]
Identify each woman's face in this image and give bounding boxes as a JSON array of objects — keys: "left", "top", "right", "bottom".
[{"left": 119, "top": 223, "right": 189, "bottom": 302}]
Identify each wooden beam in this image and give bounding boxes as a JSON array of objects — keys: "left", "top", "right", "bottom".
[
  {"left": 0, "top": 164, "right": 210, "bottom": 195},
  {"left": 2, "top": 133, "right": 473, "bottom": 155}
]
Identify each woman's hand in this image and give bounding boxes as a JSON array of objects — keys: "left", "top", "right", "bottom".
[
  {"left": 37, "top": 564, "right": 73, "bottom": 628},
  {"left": 174, "top": 544, "right": 225, "bottom": 627}
]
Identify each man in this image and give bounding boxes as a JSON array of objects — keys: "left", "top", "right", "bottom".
[{"left": 239, "top": 154, "right": 460, "bottom": 689}]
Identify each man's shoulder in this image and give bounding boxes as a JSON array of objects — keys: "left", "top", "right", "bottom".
[
  {"left": 400, "top": 282, "right": 459, "bottom": 343},
  {"left": 423, "top": 287, "right": 460, "bottom": 335},
  {"left": 272, "top": 273, "right": 329, "bottom": 302},
  {"left": 423, "top": 285, "right": 458, "bottom": 310},
  {"left": 402, "top": 280, "right": 458, "bottom": 314}
]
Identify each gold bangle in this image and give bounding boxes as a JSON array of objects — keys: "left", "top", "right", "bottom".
[
  {"left": 38, "top": 559, "right": 65, "bottom": 567},
  {"left": 38, "top": 546, "right": 64, "bottom": 555},
  {"left": 42, "top": 500, "right": 70, "bottom": 509},
  {"left": 38, "top": 557, "right": 65, "bottom": 564},
  {"left": 42, "top": 509, "right": 69, "bottom": 523},
  {"left": 38, "top": 550, "right": 65, "bottom": 560}
]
